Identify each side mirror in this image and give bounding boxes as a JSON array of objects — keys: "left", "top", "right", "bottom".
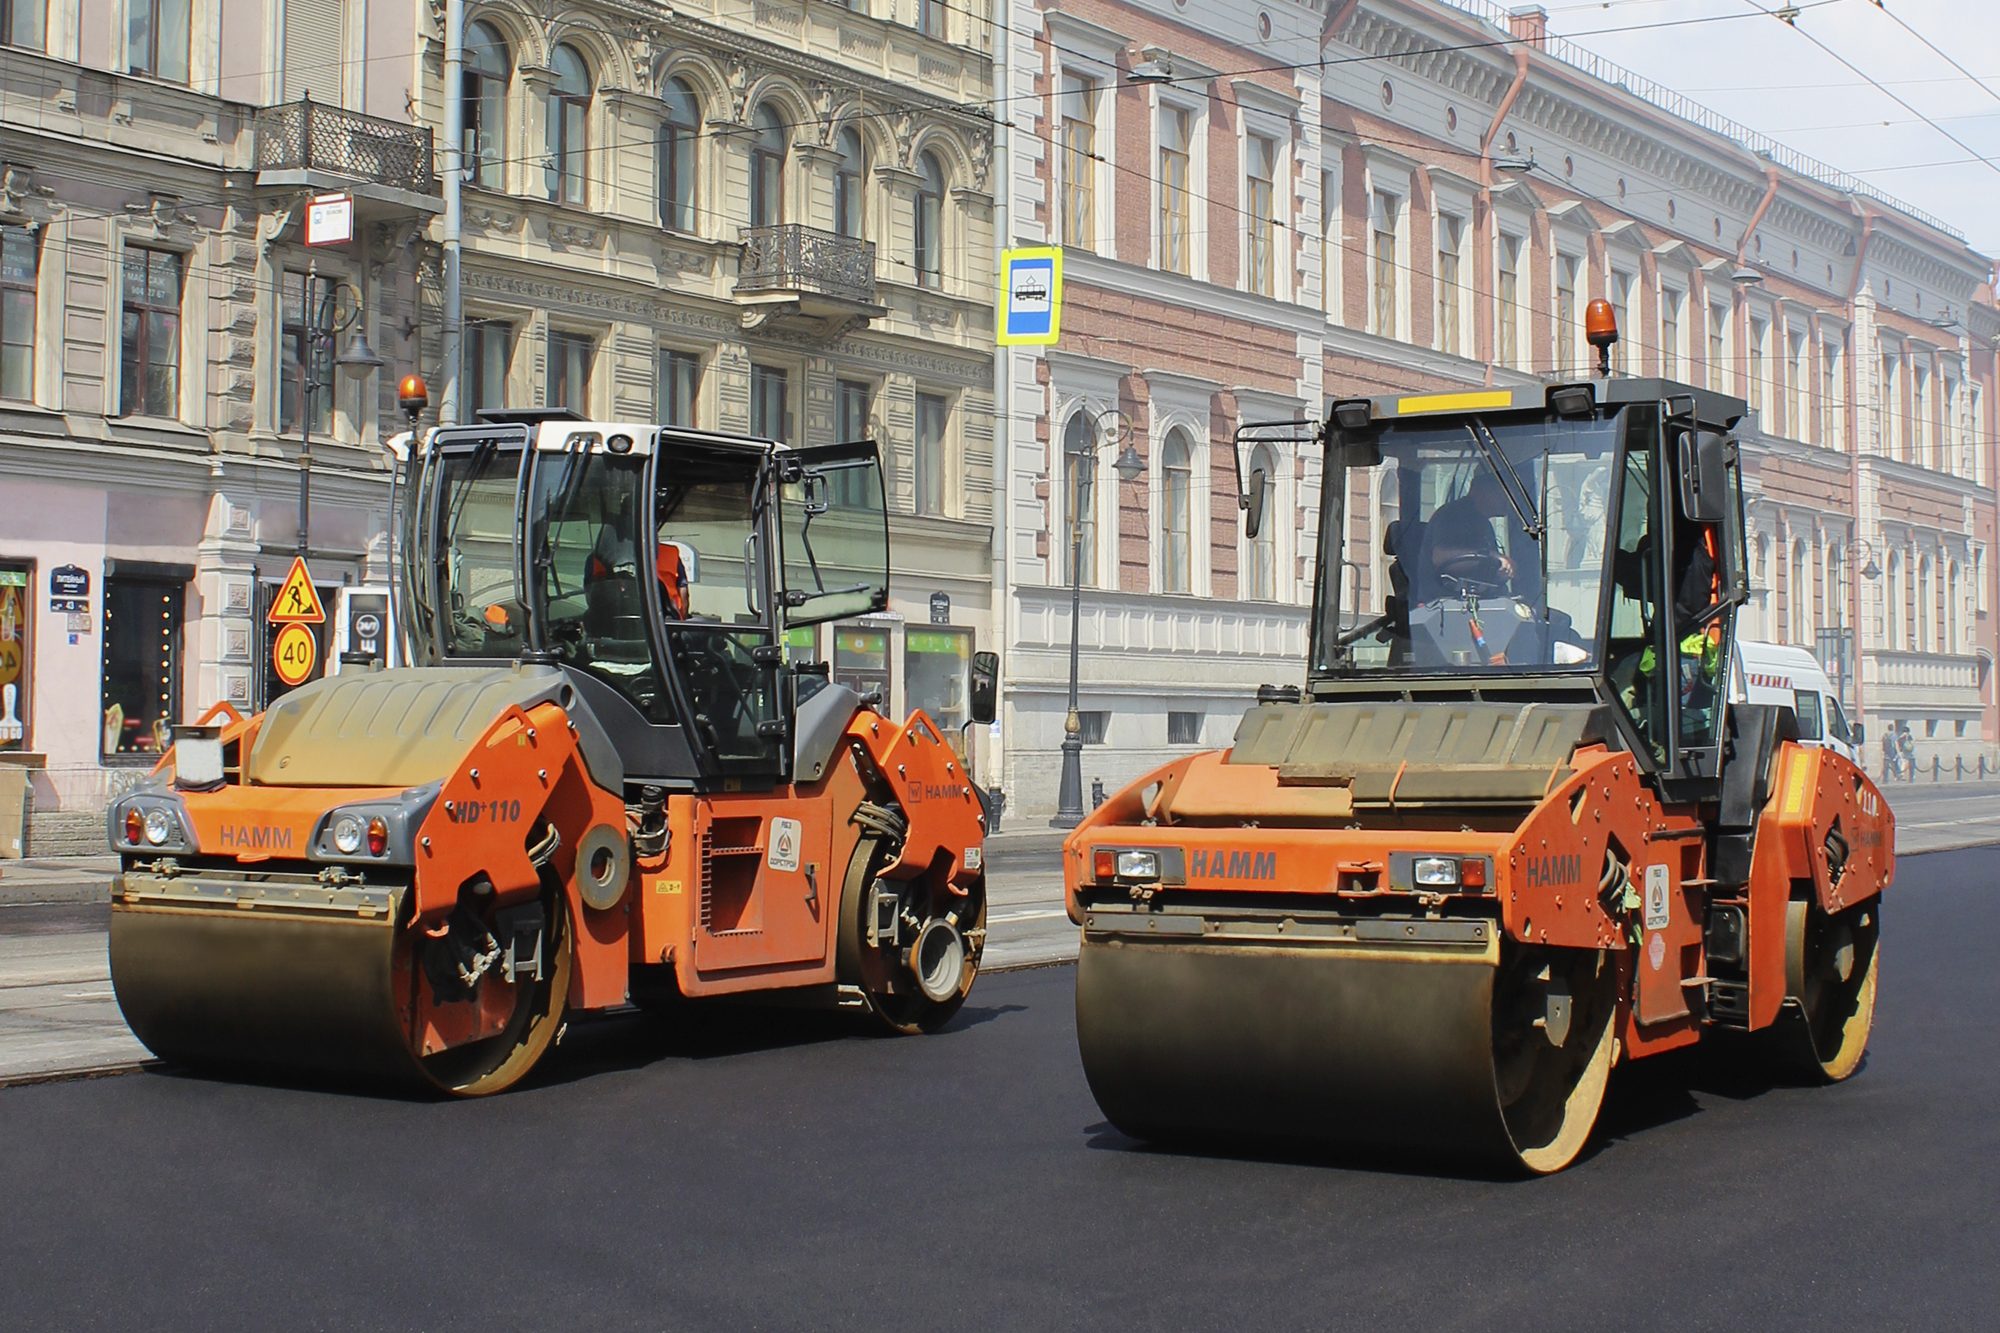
[
  {"left": 1852, "top": 721, "right": 1866, "bottom": 745},
  {"left": 969, "top": 650, "right": 1000, "bottom": 726},
  {"left": 1677, "top": 428, "right": 1734, "bottom": 523},
  {"left": 1243, "top": 466, "right": 1268, "bottom": 540}
]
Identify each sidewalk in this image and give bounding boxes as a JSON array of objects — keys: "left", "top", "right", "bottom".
[{"left": 0, "top": 856, "right": 118, "bottom": 905}]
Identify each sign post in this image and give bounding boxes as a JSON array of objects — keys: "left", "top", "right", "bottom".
[{"left": 997, "top": 247, "right": 1063, "bottom": 347}]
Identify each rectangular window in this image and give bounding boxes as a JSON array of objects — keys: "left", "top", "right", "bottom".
[
  {"left": 1246, "top": 134, "right": 1278, "bottom": 297},
  {"left": 0, "top": 223, "right": 34, "bottom": 401},
  {"left": 279, "top": 272, "right": 337, "bottom": 436},
  {"left": 1820, "top": 338, "right": 1844, "bottom": 448},
  {"left": 1609, "top": 270, "right": 1633, "bottom": 372},
  {"left": 1321, "top": 169, "right": 1339, "bottom": 316},
  {"left": 546, "top": 329, "right": 593, "bottom": 416},
  {"left": 656, "top": 348, "right": 699, "bottom": 427},
  {"left": 1159, "top": 105, "right": 1192, "bottom": 275},
  {"left": 831, "top": 626, "right": 890, "bottom": 701},
  {"left": 1077, "top": 709, "right": 1108, "bottom": 745},
  {"left": 1554, "top": 254, "right": 1579, "bottom": 370},
  {"left": 1748, "top": 316, "right": 1768, "bottom": 414},
  {"left": 1497, "top": 233, "right": 1522, "bottom": 370},
  {"left": 5, "top": 0, "right": 48, "bottom": 50},
  {"left": 1709, "top": 302, "right": 1730, "bottom": 392},
  {"left": 1789, "top": 329, "right": 1810, "bottom": 442},
  {"left": 1168, "top": 710, "right": 1202, "bottom": 746},
  {"left": 1059, "top": 72, "right": 1098, "bottom": 252},
  {"left": 915, "top": 391, "right": 949, "bottom": 516},
  {"left": 119, "top": 247, "right": 182, "bottom": 418},
  {"left": 750, "top": 364, "right": 790, "bottom": 441},
  {"left": 917, "top": 0, "right": 944, "bottom": 39},
  {"left": 0, "top": 564, "right": 29, "bottom": 751},
  {"left": 127, "top": 0, "right": 190, "bottom": 83},
  {"left": 1370, "top": 189, "right": 1400, "bottom": 338},
  {"left": 1880, "top": 349, "right": 1901, "bottom": 459},
  {"left": 101, "top": 575, "right": 185, "bottom": 759},
  {"left": 832, "top": 378, "right": 873, "bottom": 506},
  {"left": 1660, "top": 287, "right": 1683, "bottom": 380},
  {"left": 466, "top": 320, "right": 512, "bottom": 415},
  {"left": 1435, "top": 212, "right": 1463, "bottom": 355},
  {"left": 1913, "top": 365, "right": 1932, "bottom": 467}
]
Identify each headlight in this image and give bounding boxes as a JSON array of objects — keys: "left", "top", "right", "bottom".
[
  {"left": 331, "top": 814, "right": 364, "bottom": 855},
  {"left": 1115, "top": 850, "right": 1160, "bottom": 880},
  {"left": 1413, "top": 856, "right": 1461, "bottom": 887},
  {"left": 142, "top": 807, "right": 176, "bottom": 846}
]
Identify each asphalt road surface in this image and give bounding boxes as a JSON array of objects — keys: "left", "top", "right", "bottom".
[{"left": 1, "top": 844, "right": 1993, "bottom": 1330}]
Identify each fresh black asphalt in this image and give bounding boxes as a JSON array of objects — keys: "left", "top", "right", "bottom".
[{"left": 1, "top": 847, "right": 1994, "bottom": 1330}]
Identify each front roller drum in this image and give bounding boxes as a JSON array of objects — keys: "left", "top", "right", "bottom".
[
  {"left": 110, "top": 885, "right": 572, "bottom": 1096},
  {"left": 1075, "top": 930, "right": 1616, "bottom": 1174}
]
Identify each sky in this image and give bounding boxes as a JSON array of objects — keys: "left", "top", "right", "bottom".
[{"left": 1534, "top": 0, "right": 2000, "bottom": 260}]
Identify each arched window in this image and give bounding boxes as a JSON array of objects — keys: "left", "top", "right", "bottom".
[
  {"left": 1948, "top": 559, "right": 1962, "bottom": 653},
  {"left": 545, "top": 44, "right": 591, "bottom": 204},
  {"left": 833, "top": 127, "right": 866, "bottom": 239},
  {"left": 914, "top": 151, "right": 945, "bottom": 289},
  {"left": 1918, "top": 555, "right": 1933, "bottom": 651},
  {"left": 1790, "top": 539, "right": 1808, "bottom": 643},
  {"left": 1246, "top": 445, "right": 1278, "bottom": 601},
  {"left": 658, "top": 77, "right": 699, "bottom": 231},
  {"left": 1161, "top": 429, "right": 1193, "bottom": 594},
  {"left": 464, "top": 21, "right": 511, "bottom": 190},
  {"left": 750, "top": 104, "right": 786, "bottom": 228},
  {"left": 1060, "top": 413, "right": 1097, "bottom": 588}
]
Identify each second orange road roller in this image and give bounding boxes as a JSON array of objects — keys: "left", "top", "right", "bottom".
[
  {"left": 1065, "top": 311, "right": 1891, "bottom": 1172},
  {"left": 107, "top": 411, "right": 995, "bottom": 1094}
]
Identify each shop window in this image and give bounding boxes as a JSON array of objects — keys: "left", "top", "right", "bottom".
[
  {"left": 906, "top": 628, "right": 970, "bottom": 738},
  {"left": 1168, "top": 710, "right": 1201, "bottom": 745},
  {"left": 832, "top": 625, "right": 890, "bottom": 704},
  {"left": 0, "top": 564, "right": 29, "bottom": 750},
  {"left": 101, "top": 574, "right": 185, "bottom": 759}
]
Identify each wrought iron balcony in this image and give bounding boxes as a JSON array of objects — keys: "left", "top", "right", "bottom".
[
  {"left": 737, "top": 224, "right": 878, "bottom": 307},
  {"left": 255, "top": 97, "right": 437, "bottom": 197}
]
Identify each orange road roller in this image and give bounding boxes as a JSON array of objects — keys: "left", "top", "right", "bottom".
[
  {"left": 1066, "top": 315, "right": 1890, "bottom": 1172},
  {"left": 108, "top": 413, "right": 996, "bottom": 1094}
]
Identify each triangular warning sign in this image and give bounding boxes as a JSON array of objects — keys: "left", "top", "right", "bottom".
[{"left": 268, "top": 556, "right": 327, "bottom": 624}]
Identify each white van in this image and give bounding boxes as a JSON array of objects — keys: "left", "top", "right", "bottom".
[{"left": 1731, "top": 640, "right": 1860, "bottom": 764}]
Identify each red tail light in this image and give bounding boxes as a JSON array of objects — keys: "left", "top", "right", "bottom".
[
  {"left": 1460, "top": 858, "right": 1488, "bottom": 890},
  {"left": 366, "top": 817, "right": 389, "bottom": 857},
  {"left": 124, "top": 808, "right": 144, "bottom": 845},
  {"left": 1092, "top": 848, "right": 1115, "bottom": 881}
]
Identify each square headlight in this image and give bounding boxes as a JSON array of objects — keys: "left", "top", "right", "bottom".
[
  {"left": 1413, "top": 856, "right": 1461, "bottom": 887},
  {"left": 1115, "top": 850, "right": 1160, "bottom": 881}
]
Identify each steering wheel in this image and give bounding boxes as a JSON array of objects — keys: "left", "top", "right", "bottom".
[{"left": 1434, "top": 550, "right": 1510, "bottom": 595}]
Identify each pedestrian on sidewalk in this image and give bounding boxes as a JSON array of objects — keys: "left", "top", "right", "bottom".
[
  {"left": 1882, "top": 728, "right": 1901, "bottom": 782},
  {"left": 1899, "top": 723, "right": 1918, "bottom": 782}
]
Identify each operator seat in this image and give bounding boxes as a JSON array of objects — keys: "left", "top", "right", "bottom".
[{"left": 1383, "top": 518, "right": 1425, "bottom": 664}]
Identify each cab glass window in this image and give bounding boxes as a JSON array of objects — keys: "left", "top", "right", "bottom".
[
  {"left": 1792, "top": 688, "right": 1824, "bottom": 741},
  {"left": 529, "top": 449, "right": 663, "bottom": 717},
  {"left": 432, "top": 445, "right": 524, "bottom": 657}
]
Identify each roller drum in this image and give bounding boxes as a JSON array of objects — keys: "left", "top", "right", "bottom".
[
  {"left": 110, "top": 899, "right": 419, "bottom": 1086},
  {"left": 1076, "top": 925, "right": 1615, "bottom": 1173}
]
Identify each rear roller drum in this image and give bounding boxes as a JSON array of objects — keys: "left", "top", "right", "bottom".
[
  {"left": 837, "top": 835, "right": 985, "bottom": 1035},
  {"left": 1490, "top": 944, "right": 1617, "bottom": 1174},
  {"left": 1772, "top": 898, "right": 1879, "bottom": 1083}
]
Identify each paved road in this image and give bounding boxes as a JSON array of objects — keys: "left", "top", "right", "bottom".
[
  {"left": 2, "top": 780, "right": 1996, "bottom": 1083},
  {"left": 0, "top": 844, "right": 1992, "bottom": 1329}
]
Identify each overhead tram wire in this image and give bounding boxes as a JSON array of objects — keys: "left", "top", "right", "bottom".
[{"left": 1866, "top": 0, "right": 2000, "bottom": 110}]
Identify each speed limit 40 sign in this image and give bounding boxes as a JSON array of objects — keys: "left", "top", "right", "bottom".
[{"left": 272, "top": 622, "right": 317, "bottom": 686}]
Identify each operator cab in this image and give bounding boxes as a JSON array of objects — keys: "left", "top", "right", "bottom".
[
  {"left": 1239, "top": 334, "right": 1750, "bottom": 799},
  {"left": 395, "top": 414, "right": 888, "bottom": 792}
]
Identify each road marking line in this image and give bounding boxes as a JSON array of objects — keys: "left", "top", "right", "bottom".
[{"left": 990, "top": 908, "right": 1069, "bottom": 923}]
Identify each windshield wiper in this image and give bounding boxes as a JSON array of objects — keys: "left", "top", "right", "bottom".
[{"left": 1463, "top": 418, "right": 1544, "bottom": 539}]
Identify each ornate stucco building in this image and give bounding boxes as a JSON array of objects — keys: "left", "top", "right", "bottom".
[{"left": 992, "top": 0, "right": 2000, "bottom": 818}]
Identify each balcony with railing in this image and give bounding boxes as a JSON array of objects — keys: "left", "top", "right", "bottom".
[
  {"left": 735, "top": 224, "right": 885, "bottom": 336},
  {"left": 254, "top": 97, "right": 439, "bottom": 206}
]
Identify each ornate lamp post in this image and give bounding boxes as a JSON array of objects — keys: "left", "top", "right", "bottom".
[
  {"left": 295, "top": 261, "right": 386, "bottom": 554},
  {"left": 1051, "top": 414, "right": 1144, "bottom": 829}
]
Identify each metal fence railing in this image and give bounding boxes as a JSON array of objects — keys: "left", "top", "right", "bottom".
[{"left": 254, "top": 97, "right": 437, "bottom": 196}]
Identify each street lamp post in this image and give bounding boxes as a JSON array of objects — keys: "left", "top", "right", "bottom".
[
  {"left": 1051, "top": 417, "right": 1144, "bottom": 829},
  {"left": 294, "top": 257, "right": 386, "bottom": 554}
]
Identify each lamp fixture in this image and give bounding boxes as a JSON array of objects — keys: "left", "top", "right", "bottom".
[
  {"left": 335, "top": 330, "right": 387, "bottom": 379},
  {"left": 1491, "top": 151, "right": 1536, "bottom": 175},
  {"left": 1731, "top": 265, "right": 1764, "bottom": 285},
  {"left": 1128, "top": 47, "right": 1173, "bottom": 85}
]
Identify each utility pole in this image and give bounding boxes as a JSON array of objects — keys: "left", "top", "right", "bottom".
[
  {"left": 297, "top": 258, "right": 316, "bottom": 554},
  {"left": 440, "top": 0, "right": 465, "bottom": 425}
]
